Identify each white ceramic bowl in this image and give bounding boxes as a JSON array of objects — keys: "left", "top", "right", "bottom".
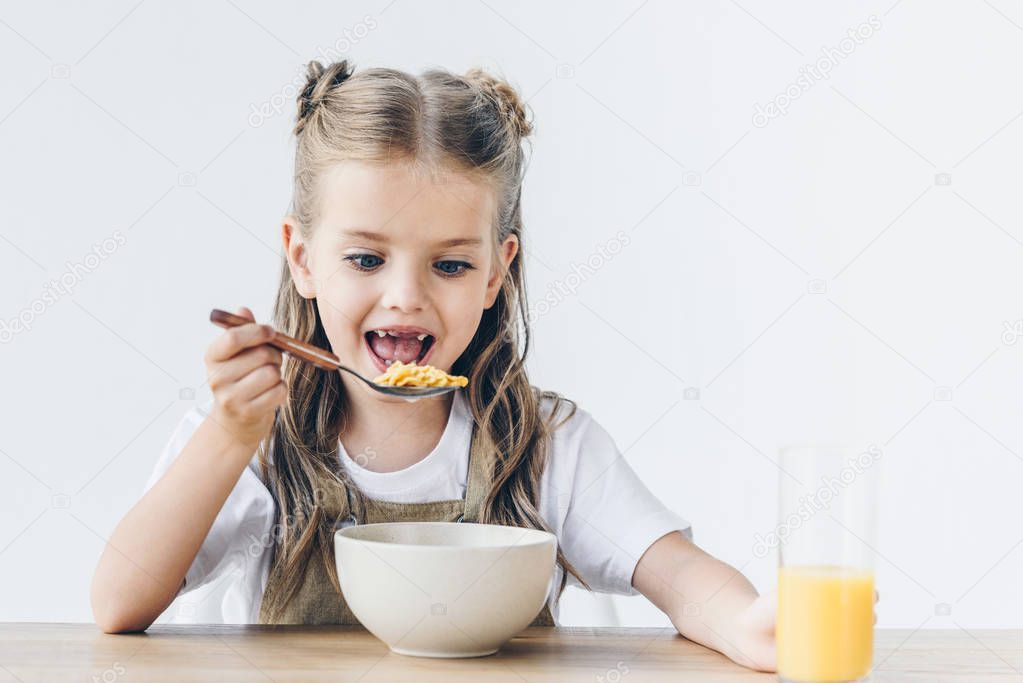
[{"left": 334, "top": 521, "right": 556, "bottom": 657}]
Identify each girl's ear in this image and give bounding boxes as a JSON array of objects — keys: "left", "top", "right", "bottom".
[
  {"left": 484, "top": 233, "right": 519, "bottom": 309},
  {"left": 283, "top": 217, "right": 317, "bottom": 299}
]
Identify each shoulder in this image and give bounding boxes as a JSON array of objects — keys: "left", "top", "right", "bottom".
[
  {"left": 537, "top": 390, "right": 595, "bottom": 450},
  {"left": 535, "top": 389, "right": 625, "bottom": 476},
  {"left": 534, "top": 389, "right": 651, "bottom": 505},
  {"left": 534, "top": 391, "right": 693, "bottom": 595}
]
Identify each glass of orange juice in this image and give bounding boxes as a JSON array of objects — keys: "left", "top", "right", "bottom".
[{"left": 776, "top": 445, "right": 879, "bottom": 683}]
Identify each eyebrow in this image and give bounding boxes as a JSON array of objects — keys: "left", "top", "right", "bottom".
[{"left": 341, "top": 229, "right": 483, "bottom": 248}]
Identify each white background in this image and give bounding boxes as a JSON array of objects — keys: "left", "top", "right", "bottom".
[{"left": 1, "top": 0, "right": 1021, "bottom": 641}]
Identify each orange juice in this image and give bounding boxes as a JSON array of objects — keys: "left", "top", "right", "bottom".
[{"left": 777, "top": 565, "right": 874, "bottom": 682}]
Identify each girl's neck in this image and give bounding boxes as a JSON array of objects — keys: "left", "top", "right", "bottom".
[{"left": 338, "top": 390, "right": 455, "bottom": 473}]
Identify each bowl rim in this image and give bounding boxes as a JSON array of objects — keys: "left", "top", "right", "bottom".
[{"left": 334, "top": 521, "right": 556, "bottom": 551}]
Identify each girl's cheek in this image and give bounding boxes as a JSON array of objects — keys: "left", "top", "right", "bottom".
[
  {"left": 316, "top": 295, "right": 361, "bottom": 342},
  {"left": 318, "top": 272, "right": 361, "bottom": 313}
]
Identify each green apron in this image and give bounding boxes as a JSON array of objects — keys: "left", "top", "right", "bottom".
[{"left": 258, "top": 422, "right": 556, "bottom": 626}]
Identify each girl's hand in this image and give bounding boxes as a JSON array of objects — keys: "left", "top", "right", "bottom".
[
  {"left": 728, "top": 592, "right": 777, "bottom": 672},
  {"left": 727, "top": 588, "right": 880, "bottom": 672},
  {"left": 204, "top": 306, "right": 287, "bottom": 447}
]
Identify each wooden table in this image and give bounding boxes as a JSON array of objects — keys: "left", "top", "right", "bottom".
[{"left": 2, "top": 624, "right": 1022, "bottom": 682}]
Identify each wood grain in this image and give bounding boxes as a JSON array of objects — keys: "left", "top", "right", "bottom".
[{"left": 1, "top": 624, "right": 1022, "bottom": 682}]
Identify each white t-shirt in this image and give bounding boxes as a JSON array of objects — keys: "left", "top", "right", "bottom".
[{"left": 144, "top": 390, "right": 692, "bottom": 623}]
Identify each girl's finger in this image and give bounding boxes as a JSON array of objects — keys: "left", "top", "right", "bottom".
[
  {"left": 229, "top": 363, "right": 284, "bottom": 402},
  {"left": 208, "top": 346, "right": 282, "bottom": 388},
  {"left": 206, "top": 322, "right": 273, "bottom": 363},
  {"left": 248, "top": 379, "right": 288, "bottom": 413}
]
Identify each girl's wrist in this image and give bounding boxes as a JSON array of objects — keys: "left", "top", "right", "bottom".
[
  {"left": 199, "top": 411, "right": 266, "bottom": 466},
  {"left": 205, "top": 408, "right": 272, "bottom": 449}
]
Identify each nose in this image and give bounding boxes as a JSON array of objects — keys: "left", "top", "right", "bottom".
[{"left": 379, "top": 261, "right": 427, "bottom": 314}]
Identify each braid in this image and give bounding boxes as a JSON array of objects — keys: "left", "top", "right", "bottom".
[
  {"left": 295, "top": 59, "right": 355, "bottom": 136},
  {"left": 464, "top": 68, "right": 533, "bottom": 138}
]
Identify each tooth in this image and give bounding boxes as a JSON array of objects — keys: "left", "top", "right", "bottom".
[
  {"left": 375, "top": 330, "right": 386, "bottom": 337},
  {"left": 387, "top": 331, "right": 398, "bottom": 337},
  {"left": 416, "top": 334, "right": 426, "bottom": 341}
]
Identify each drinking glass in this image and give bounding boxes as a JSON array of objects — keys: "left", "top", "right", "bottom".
[{"left": 776, "top": 445, "right": 880, "bottom": 683}]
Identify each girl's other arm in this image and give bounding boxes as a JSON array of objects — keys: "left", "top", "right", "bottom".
[
  {"left": 90, "top": 308, "right": 286, "bottom": 633},
  {"left": 632, "top": 531, "right": 776, "bottom": 671}
]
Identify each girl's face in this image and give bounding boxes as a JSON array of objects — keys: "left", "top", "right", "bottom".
[{"left": 283, "top": 160, "right": 518, "bottom": 403}]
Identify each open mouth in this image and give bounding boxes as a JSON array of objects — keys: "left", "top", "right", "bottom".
[{"left": 363, "top": 328, "right": 436, "bottom": 374}]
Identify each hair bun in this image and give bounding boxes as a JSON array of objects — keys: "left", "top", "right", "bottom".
[
  {"left": 464, "top": 68, "right": 532, "bottom": 138},
  {"left": 296, "top": 60, "right": 355, "bottom": 135}
]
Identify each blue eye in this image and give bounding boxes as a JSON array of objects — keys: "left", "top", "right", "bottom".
[
  {"left": 435, "top": 260, "right": 473, "bottom": 277},
  {"left": 343, "top": 254, "right": 473, "bottom": 277},
  {"left": 344, "top": 254, "right": 383, "bottom": 271}
]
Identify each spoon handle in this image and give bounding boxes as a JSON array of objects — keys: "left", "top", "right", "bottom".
[{"left": 209, "top": 308, "right": 341, "bottom": 371}]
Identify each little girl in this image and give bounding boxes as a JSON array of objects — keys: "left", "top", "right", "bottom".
[{"left": 91, "top": 59, "right": 778, "bottom": 671}]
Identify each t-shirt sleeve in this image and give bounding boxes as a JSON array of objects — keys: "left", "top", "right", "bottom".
[
  {"left": 143, "top": 401, "right": 275, "bottom": 600},
  {"left": 553, "top": 411, "right": 692, "bottom": 596}
]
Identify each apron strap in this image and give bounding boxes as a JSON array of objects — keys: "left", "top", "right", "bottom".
[
  {"left": 334, "top": 473, "right": 362, "bottom": 529},
  {"left": 338, "top": 484, "right": 357, "bottom": 527},
  {"left": 336, "top": 419, "right": 491, "bottom": 525},
  {"left": 461, "top": 423, "right": 489, "bottom": 524}
]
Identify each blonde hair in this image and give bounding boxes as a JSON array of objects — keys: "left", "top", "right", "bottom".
[{"left": 259, "top": 59, "right": 586, "bottom": 620}]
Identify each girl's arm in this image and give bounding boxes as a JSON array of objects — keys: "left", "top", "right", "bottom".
[
  {"left": 90, "top": 308, "right": 286, "bottom": 633},
  {"left": 90, "top": 418, "right": 263, "bottom": 632},
  {"left": 632, "top": 531, "right": 776, "bottom": 671}
]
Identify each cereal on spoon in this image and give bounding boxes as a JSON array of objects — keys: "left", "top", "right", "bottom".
[{"left": 373, "top": 361, "right": 468, "bottom": 388}]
